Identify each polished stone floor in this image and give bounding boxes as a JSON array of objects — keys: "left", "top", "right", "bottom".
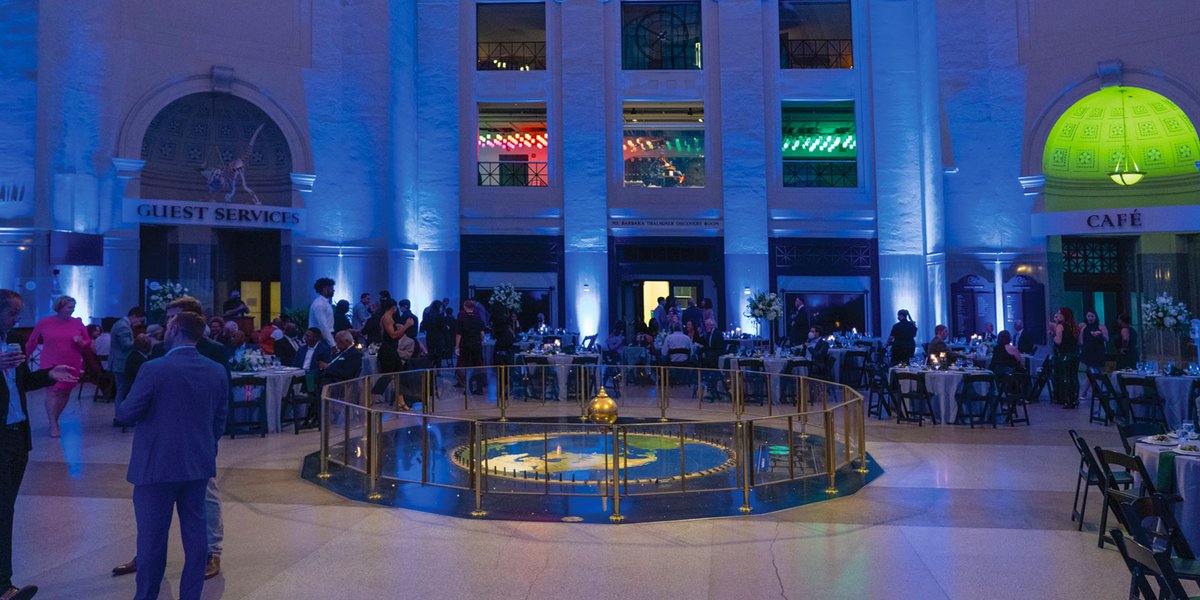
[{"left": 16, "top": 387, "right": 1142, "bottom": 599}]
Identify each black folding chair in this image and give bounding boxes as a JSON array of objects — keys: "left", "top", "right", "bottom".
[
  {"left": 1094, "top": 446, "right": 1181, "bottom": 549},
  {"left": 1121, "top": 494, "right": 1200, "bottom": 588},
  {"left": 227, "top": 375, "right": 269, "bottom": 438},
  {"left": 1028, "top": 355, "right": 1055, "bottom": 403},
  {"left": 1087, "top": 368, "right": 1129, "bottom": 425},
  {"left": 1067, "top": 430, "right": 1132, "bottom": 543},
  {"left": 954, "top": 372, "right": 995, "bottom": 428},
  {"left": 993, "top": 371, "right": 1030, "bottom": 427},
  {"left": 522, "top": 355, "right": 559, "bottom": 402},
  {"left": 282, "top": 373, "right": 320, "bottom": 434},
  {"left": 1116, "top": 421, "right": 1167, "bottom": 456},
  {"left": 1110, "top": 529, "right": 1194, "bottom": 600},
  {"left": 890, "top": 371, "right": 936, "bottom": 425},
  {"left": 865, "top": 363, "right": 893, "bottom": 420},
  {"left": 738, "top": 358, "right": 769, "bottom": 406},
  {"left": 1119, "top": 373, "right": 1169, "bottom": 429}
]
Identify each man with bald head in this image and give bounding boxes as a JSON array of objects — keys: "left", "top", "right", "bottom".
[{"left": 319, "top": 330, "right": 362, "bottom": 385}]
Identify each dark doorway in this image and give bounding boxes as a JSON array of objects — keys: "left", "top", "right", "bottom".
[{"left": 1061, "top": 236, "right": 1137, "bottom": 339}]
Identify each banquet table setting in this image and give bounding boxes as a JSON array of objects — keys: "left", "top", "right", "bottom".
[
  {"left": 230, "top": 366, "right": 307, "bottom": 433},
  {"left": 889, "top": 365, "right": 995, "bottom": 423},
  {"left": 515, "top": 351, "right": 601, "bottom": 399},
  {"left": 1109, "top": 365, "right": 1200, "bottom": 428},
  {"left": 720, "top": 354, "right": 807, "bottom": 402},
  {"left": 1135, "top": 429, "right": 1200, "bottom": 552}
]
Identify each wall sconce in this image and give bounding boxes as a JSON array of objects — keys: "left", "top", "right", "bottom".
[
  {"left": 743, "top": 287, "right": 751, "bottom": 295},
  {"left": 582, "top": 283, "right": 591, "bottom": 293}
]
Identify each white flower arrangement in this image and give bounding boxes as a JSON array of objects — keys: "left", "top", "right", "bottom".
[
  {"left": 148, "top": 280, "right": 189, "bottom": 312},
  {"left": 1142, "top": 292, "right": 1192, "bottom": 335},
  {"left": 491, "top": 283, "right": 522, "bottom": 313},
  {"left": 743, "top": 291, "right": 784, "bottom": 322},
  {"left": 231, "top": 347, "right": 271, "bottom": 372}
]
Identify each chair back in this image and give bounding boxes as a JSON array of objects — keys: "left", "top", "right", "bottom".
[
  {"left": 1122, "top": 494, "right": 1196, "bottom": 560},
  {"left": 230, "top": 375, "right": 268, "bottom": 390},
  {"left": 890, "top": 370, "right": 927, "bottom": 394},
  {"left": 581, "top": 335, "right": 597, "bottom": 351},
  {"left": 961, "top": 372, "right": 997, "bottom": 398},
  {"left": 523, "top": 355, "right": 550, "bottom": 365},
  {"left": 668, "top": 348, "right": 692, "bottom": 357},
  {"left": 1117, "top": 422, "right": 1167, "bottom": 455},
  {"left": 1110, "top": 529, "right": 1193, "bottom": 600},
  {"left": 738, "top": 358, "right": 764, "bottom": 372},
  {"left": 1088, "top": 368, "right": 1128, "bottom": 424},
  {"left": 1118, "top": 374, "right": 1158, "bottom": 399},
  {"left": 571, "top": 355, "right": 599, "bottom": 366},
  {"left": 783, "top": 359, "right": 811, "bottom": 376},
  {"left": 1095, "top": 446, "right": 1158, "bottom": 496}
]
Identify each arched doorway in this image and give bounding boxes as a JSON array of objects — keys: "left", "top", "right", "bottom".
[
  {"left": 137, "top": 93, "right": 295, "bottom": 326},
  {"left": 1036, "top": 85, "right": 1200, "bottom": 360}
]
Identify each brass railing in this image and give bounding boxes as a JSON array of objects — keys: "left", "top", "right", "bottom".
[{"left": 318, "top": 363, "right": 866, "bottom": 521}]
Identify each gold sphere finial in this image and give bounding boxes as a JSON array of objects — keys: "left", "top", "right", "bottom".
[{"left": 587, "top": 387, "right": 618, "bottom": 425}]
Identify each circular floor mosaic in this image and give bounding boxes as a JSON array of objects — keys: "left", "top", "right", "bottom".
[{"left": 453, "top": 432, "right": 735, "bottom": 485}]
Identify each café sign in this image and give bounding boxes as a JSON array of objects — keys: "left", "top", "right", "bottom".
[
  {"left": 124, "top": 198, "right": 306, "bottom": 230},
  {"left": 1031, "top": 205, "right": 1200, "bottom": 237}
]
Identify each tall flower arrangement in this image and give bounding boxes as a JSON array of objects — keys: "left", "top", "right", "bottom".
[
  {"left": 148, "top": 280, "right": 189, "bottom": 313},
  {"left": 1142, "top": 293, "right": 1192, "bottom": 335},
  {"left": 491, "top": 283, "right": 522, "bottom": 319},
  {"left": 744, "top": 291, "right": 784, "bottom": 346}
]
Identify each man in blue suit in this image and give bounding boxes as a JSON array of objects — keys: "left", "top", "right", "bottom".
[
  {"left": 117, "top": 311, "right": 228, "bottom": 600},
  {"left": 293, "top": 327, "right": 331, "bottom": 375}
]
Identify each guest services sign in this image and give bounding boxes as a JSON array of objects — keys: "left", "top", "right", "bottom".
[{"left": 123, "top": 198, "right": 306, "bottom": 230}]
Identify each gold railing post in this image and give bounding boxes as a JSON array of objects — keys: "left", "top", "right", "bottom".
[
  {"left": 317, "top": 393, "right": 331, "bottom": 478},
  {"left": 856, "top": 393, "right": 869, "bottom": 473},
  {"left": 471, "top": 421, "right": 487, "bottom": 517},
  {"left": 367, "top": 410, "right": 382, "bottom": 500},
  {"left": 738, "top": 421, "right": 752, "bottom": 513},
  {"left": 610, "top": 424, "right": 624, "bottom": 523},
  {"left": 823, "top": 410, "right": 838, "bottom": 495},
  {"left": 843, "top": 400, "right": 851, "bottom": 465},
  {"left": 421, "top": 414, "right": 430, "bottom": 485},
  {"left": 498, "top": 366, "right": 509, "bottom": 422}
]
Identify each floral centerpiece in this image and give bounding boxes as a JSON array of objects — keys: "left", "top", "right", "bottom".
[
  {"left": 743, "top": 291, "right": 785, "bottom": 347},
  {"left": 231, "top": 348, "right": 271, "bottom": 372},
  {"left": 1142, "top": 292, "right": 1193, "bottom": 364},
  {"left": 1142, "top": 293, "right": 1192, "bottom": 334},
  {"left": 148, "top": 280, "right": 189, "bottom": 312},
  {"left": 491, "top": 283, "right": 522, "bottom": 313}
]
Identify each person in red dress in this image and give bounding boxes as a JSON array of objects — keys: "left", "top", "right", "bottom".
[{"left": 24, "top": 295, "right": 90, "bottom": 437}]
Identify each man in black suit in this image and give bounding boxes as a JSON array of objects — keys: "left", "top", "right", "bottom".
[
  {"left": 273, "top": 324, "right": 301, "bottom": 368},
  {"left": 697, "top": 318, "right": 725, "bottom": 369},
  {"left": 124, "top": 334, "right": 154, "bottom": 386},
  {"left": 1012, "top": 320, "right": 1035, "bottom": 355},
  {"left": 1, "top": 288, "right": 79, "bottom": 600},
  {"left": 682, "top": 298, "right": 704, "bottom": 337},
  {"left": 789, "top": 298, "right": 810, "bottom": 346},
  {"left": 320, "top": 331, "right": 362, "bottom": 384},
  {"left": 927, "top": 324, "right": 958, "bottom": 365}
]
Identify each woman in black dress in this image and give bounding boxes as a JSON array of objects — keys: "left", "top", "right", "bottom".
[
  {"left": 1077, "top": 309, "right": 1109, "bottom": 402},
  {"left": 1050, "top": 307, "right": 1080, "bottom": 407},
  {"left": 1114, "top": 313, "right": 1138, "bottom": 371},
  {"left": 988, "top": 330, "right": 1024, "bottom": 376},
  {"left": 888, "top": 309, "right": 918, "bottom": 366},
  {"left": 377, "top": 298, "right": 414, "bottom": 409}
]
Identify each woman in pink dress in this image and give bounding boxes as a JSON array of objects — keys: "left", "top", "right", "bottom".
[{"left": 25, "top": 295, "right": 91, "bottom": 437}]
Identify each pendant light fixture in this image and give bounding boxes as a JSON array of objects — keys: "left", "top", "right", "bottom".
[{"left": 1108, "top": 88, "right": 1146, "bottom": 186}]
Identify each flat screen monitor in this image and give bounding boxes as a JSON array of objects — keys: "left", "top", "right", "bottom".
[{"left": 49, "top": 231, "right": 104, "bottom": 266}]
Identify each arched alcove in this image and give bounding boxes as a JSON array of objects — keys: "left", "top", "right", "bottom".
[{"left": 139, "top": 93, "right": 293, "bottom": 206}]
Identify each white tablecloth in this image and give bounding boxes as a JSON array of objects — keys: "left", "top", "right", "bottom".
[
  {"left": 891, "top": 368, "right": 993, "bottom": 423},
  {"left": 231, "top": 367, "right": 305, "bottom": 433},
  {"left": 517, "top": 353, "right": 599, "bottom": 399},
  {"left": 1112, "top": 372, "right": 1200, "bottom": 427},
  {"left": 1136, "top": 443, "right": 1200, "bottom": 552},
  {"left": 720, "top": 355, "right": 806, "bottom": 402}
]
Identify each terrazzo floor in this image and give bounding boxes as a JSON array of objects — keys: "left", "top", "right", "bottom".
[{"left": 13, "top": 386, "right": 1149, "bottom": 599}]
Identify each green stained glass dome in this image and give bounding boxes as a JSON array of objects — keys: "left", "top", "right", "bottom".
[{"left": 1043, "top": 87, "right": 1200, "bottom": 181}]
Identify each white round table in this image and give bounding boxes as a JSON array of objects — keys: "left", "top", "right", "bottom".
[
  {"left": 231, "top": 367, "right": 306, "bottom": 433},
  {"left": 890, "top": 368, "right": 993, "bottom": 423},
  {"left": 1111, "top": 372, "right": 1200, "bottom": 428},
  {"left": 517, "top": 353, "right": 600, "bottom": 399},
  {"left": 1136, "top": 442, "right": 1200, "bottom": 552},
  {"left": 720, "top": 356, "right": 807, "bottom": 403}
]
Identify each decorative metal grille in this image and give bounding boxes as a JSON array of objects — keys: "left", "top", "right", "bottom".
[
  {"left": 477, "top": 161, "right": 549, "bottom": 187},
  {"left": 780, "top": 39, "right": 853, "bottom": 69},
  {"left": 782, "top": 160, "right": 857, "bottom": 187},
  {"left": 1062, "top": 240, "right": 1120, "bottom": 274},
  {"left": 774, "top": 240, "right": 873, "bottom": 274},
  {"left": 621, "top": 2, "right": 703, "bottom": 70},
  {"left": 477, "top": 42, "right": 547, "bottom": 71}
]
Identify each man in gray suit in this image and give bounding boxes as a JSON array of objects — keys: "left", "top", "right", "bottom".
[
  {"left": 117, "top": 310, "right": 227, "bottom": 600},
  {"left": 107, "top": 306, "right": 145, "bottom": 424}
]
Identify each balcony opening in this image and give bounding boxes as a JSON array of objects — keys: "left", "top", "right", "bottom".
[
  {"left": 621, "top": 1, "right": 702, "bottom": 71},
  {"left": 779, "top": 0, "right": 853, "bottom": 69},
  {"left": 477, "top": 2, "right": 546, "bottom": 71},
  {"left": 478, "top": 102, "right": 548, "bottom": 187},
  {"left": 623, "top": 102, "right": 705, "bottom": 188},
  {"left": 782, "top": 101, "right": 857, "bottom": 187}
]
